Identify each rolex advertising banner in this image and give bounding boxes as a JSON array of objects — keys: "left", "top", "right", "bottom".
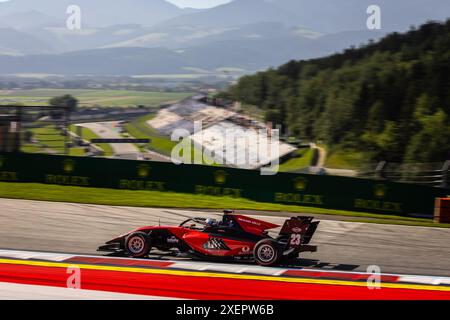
[{"left": 0, "top": 152, "right": 447, "bottom": 217}]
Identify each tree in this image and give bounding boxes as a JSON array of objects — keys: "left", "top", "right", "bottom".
[
  {"left": 404, "top": 109, "right": 450, "bottom": 163},
  {"left": 49, "top": 94, "right": 78, "bottom": 112},
  {"left": 227, "top": 20, "right": 450, "bottom": 165}
]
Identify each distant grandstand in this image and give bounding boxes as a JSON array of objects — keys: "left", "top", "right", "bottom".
[
  {"left": 189, "top": 121, "right": 296, "bottom": 169},
  {"left": 147, "top": 96, "right": 234, "bottom": 136},
  {"left": 147, "top": 95, "right": 297, "bottom": 169}
]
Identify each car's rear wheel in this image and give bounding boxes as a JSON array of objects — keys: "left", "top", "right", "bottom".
[
  {"left": 253, "top": 239, "right": 282, "bottom": 266},
  {"left": 125, "top": 232, "right": 151, "bottom": 258}
]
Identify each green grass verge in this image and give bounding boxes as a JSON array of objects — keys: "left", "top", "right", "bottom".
[
  {"left": 22, "top": 125, "right": 84, "bottom": 156},
  {"left": 325, "top": 147, "right": 370, "bottom": 170},
  {"left": 0, "top": 182, "right": 447, "bottom": 228},
  {"left": 22, "top": 124, "right": 109, "bottom": 157},
  {"left": 69, "top": 125, "right": 114, "bottom": 157},
  {"left": 345, "top": 218, "right": 450, "bottom": 228},
  {"left": 30, "top": 125, "right": 65, "bottom": 150},
  {"left": 279, "top": 149, "right": 314, "bottom": 172},
  {"left": 0, "top": 89, "right": 193, "bottom": 107},
  {"left": 21, "top": 144, "right": 43, "bottom": 154},
  {"left": 124, "top": 113, "right": 177, "bottom": 156},
  {"left": 124, "top": 113, "right": 216, "bottom": 164},
  {"left": 70, "top": 148, "right": 87, "bottom": 156}
]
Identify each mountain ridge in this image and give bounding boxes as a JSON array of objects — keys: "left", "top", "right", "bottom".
[{"left": 0, "top": 0, "right": 184, "bottom": 27}]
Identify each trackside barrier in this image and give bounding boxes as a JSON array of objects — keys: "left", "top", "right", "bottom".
[
  {"left": 434, "top": 198, "right": 450, "bottom": 223},
  {"left": 0, "top": 152, "right": 448, "bottom": 218}
]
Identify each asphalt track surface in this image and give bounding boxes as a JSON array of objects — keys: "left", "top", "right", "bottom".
[
  {"left": 1, "top": 198, "right": 450, "bottom": 277},
  {"left": 79, "top": 122, "right": 138, "bottom": 156}
]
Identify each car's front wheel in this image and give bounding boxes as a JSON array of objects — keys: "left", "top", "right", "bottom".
[
  {"left": 253, "top": 239, "right": 282, "bottom": 266},
  {"left": 125, "top": 232, "right": 151, "bottom": 258}
]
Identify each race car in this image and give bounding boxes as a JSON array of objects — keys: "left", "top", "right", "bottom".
[{"left": 98, "top": 210, "right": 319, "bottom": 266}]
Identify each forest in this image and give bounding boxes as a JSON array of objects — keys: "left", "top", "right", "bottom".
[{"left": 227, "top": 20, "right": 450, "bottom": 166}]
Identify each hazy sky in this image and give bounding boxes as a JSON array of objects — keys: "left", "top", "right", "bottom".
[
  {"left": 165, "top": 0, "right": 232, "bottom": 9},
  {"left": 0, "top": 0, "right": 234, "bottom": 9}
]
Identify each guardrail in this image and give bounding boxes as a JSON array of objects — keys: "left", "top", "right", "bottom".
[
  {"left": 357, "top": 161, "right": 450, "bottom": 188},
  {"left": 0, "top": 152, "right": 447, "bottom": 218}
]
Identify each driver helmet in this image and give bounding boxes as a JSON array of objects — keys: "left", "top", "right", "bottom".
[{"left": 205, "top": 218, "right": 218, "bottom": 226}]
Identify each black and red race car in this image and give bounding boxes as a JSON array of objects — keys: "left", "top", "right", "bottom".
[{"left": 98, "top": 210, "right": 319, "bottom": 266}]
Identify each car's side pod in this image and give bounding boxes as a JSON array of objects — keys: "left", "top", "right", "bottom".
[{"left": 279, "top": 216, "right": 320, "bottom": 245}]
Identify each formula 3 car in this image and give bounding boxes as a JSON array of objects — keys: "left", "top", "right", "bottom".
[{"left": 98, "top": 210, "right": 319, "bottom": 266}]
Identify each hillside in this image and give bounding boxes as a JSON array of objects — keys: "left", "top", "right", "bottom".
[
  {"left": 158, "top": 0, "right": 450, "bottom": 32},
  {"left": 157, "top": 0, "right": 303, "bottom": 28},
  {"left": 227, "top": 20, "right": 450, "bottom": 165},
  {"left": 0, "top": 29, "right": 387, "bottom": 75},
  {"left": 0, "top": 0, "right": 183, "bottom": 27},
  {"left": 273, "top": 0, "right": 450, "bottom": 33},
  {"left": 0, "top": 0, "right": 448, "bottom": 71},
  {"left": 0, "top": 28, "right": 54, "bottom": 55},
  {"left": 0, "top": 47, "right": 191, "bottom": 74}
]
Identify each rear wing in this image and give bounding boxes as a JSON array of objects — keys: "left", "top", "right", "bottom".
[
  {"left": 229, "top": 214, "right": 279, "bottom": 236},
  {"left": 279, "top": 216, "right": 320, "bottom": 245}
]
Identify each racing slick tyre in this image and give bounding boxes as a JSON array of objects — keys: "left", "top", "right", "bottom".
[
  {"left": 125, "top": 232, "right": 151, "bottom": 258},
  {"left": 253, "top": 239, "right": 283, "bottom": 267}
]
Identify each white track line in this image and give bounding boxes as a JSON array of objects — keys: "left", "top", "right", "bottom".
[
  {"left": 1, "top": 248, "right": 450, "bottom": 285},
  {"left": 398, "top": 276, "right": 450, "bottom": 285},
  {"left": 0, "top": 249, "right": 75, "bottom": 262},
  {"left": 0, "top": 282, "right": 183, "bottom": 300},
  {"left": 169, "top": 261, "right": 288, "bottom": 275}
]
